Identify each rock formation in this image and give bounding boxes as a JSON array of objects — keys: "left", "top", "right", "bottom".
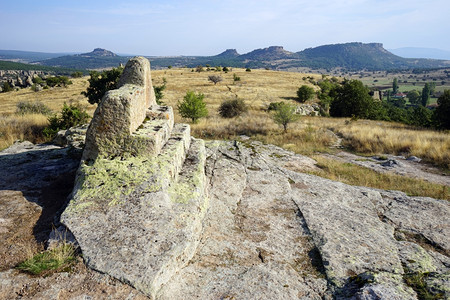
[
  {"left": 11, "top": 56, "right": 442, "bottom": 299},
  {"left": 61, "top": 57, "right": 209, "bottom": 298}
]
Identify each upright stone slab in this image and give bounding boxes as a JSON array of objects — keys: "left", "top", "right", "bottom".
[
  {"left": 82, "top": 57, "right": 157, "bottom": 161},
  {"left": 62, "top": 56, "right": 209, "bottom": 298}
]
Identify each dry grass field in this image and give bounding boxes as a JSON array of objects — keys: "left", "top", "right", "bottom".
[{"left": 0, "top": 67, "right": 448, "bottom": 198}]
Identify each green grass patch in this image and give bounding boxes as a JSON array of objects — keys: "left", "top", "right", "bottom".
[
  {"left": 403, "top": 272, "right": 444, "bottom": 300},
  {"left": 16, "top": 243, "right": 76, "bottom": 275},
  {"left": 309, "top": 156, "right": 449, "bottom": 200}
]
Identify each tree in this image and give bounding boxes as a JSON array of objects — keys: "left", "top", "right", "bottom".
[
  {"left": 421, "top": 83, "right": 430, "bottom": 106},
  {"left": 154, "top": 78, "right": 167, "bottom": 105},
  {"left": 208, "top": 75, "right": 223, "bottom": 85},
  {"left": 433, "top": 89, "right": 450, "bottom": 129},
  {"left": 329, "top": 79, "right": 374, "bottom": 119},
  {"left": 82, "top": 66, "right": 124, "bottom": 104},
  {"left": 272, "top": 102, "right": 299, "bottom": 132},
  {"left": 407, "top": 90, "right": 421, "bottom": 105},
  {"left": 296, "top": 85, "right": 315, "bottom": 103},
  {"left": 392, "top": 78, "right": 399, "bottom": 94},
  {"left": 177, "top": 91, "right": 208, "bottom": 123}
]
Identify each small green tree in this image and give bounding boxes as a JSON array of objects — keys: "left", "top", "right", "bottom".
[
  {"left": 154, "top": 78, "right": 167, "bottom": 105},
  {"left": 177, "top": 91, "right": 208, "bottom": 123},
  {"left": 407, "top": 90, "right": 421, "bottom": 105},
  {"left": 296, "top": 85, "right": 315, "bottom": 103},
  {"left": 329, "top": 79, "right": 374, "bottom": 119},
  {"left": 392, "top": 78, "right": 399, "bottom": 94},
  {"left": 272, "top": 102, "right": 299, "bottom": 132},
  {"left": 82, "top": 66, "right": 124, "bottom": 104},
  {"left": 421, "top": 83, "right": 430, "bottom": 106}
]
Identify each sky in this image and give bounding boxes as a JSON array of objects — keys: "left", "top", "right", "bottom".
[{"left": 2, "top": 0, "right": 449, "bottom": 56}]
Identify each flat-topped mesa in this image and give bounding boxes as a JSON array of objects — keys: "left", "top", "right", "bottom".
[{"left": 82, "top": 56, "right": 159, "bottom": 161}]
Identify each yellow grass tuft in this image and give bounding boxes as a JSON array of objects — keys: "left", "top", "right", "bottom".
[{"left": 0, "top": 114, "right": 49, "bottom": 149}]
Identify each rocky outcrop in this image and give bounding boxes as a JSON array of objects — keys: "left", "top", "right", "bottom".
[{"left": 61, "top": 57, "right": 209, "bottom": 298}]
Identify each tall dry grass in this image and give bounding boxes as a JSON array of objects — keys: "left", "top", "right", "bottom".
[
  {"left": 0, "top": 77, "right": 95, "bottom": 150},
  {"left": 0, "top": 114, "right": 49, "bottom": 149},
  {"left": 331, "top": 120, "right": 450, "bottom": 168}
]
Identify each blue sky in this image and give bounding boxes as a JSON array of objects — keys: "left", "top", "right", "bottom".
[{"left": 2, "top": 0, "right": 449, "bottom": 55}]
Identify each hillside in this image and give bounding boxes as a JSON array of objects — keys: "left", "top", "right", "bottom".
[
  {"left": 148, "top": 42, "right": 450, "bottom": 70},
  {"left": 39, "top": 48, "right": 129, "bottom": 69},
  {"left": 4, "top": 43, "right": 450, "bottom": 71},
  {"left": 0, "top": 50, "right": 70, "bottom": 63}
]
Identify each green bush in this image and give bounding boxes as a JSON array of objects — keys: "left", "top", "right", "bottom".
[
  {"left": 71, "top": 71, "right": 83, "bottom": 78},
  {"left": 16, "top": 101, "right": 52, "bottom": 115},
  {"left": 233, "top": 73, "right": 241, "bottom": 82},
  {"left": 43, "top": 103, "right": 90, "bottom": 137},
  {"left": 272, "top": 102, "right": 299, "bottom": 132},
  {"left": 154, "top": 78, "right": 167, "bottom": 105},
  {"left": 296, "top": 85, "right": 315, "bottom": 103},
  {"left": 177, "top": 91, "right": 208, "bottom": 123},
  {"left": 246, "top": 68, "right": 251, "bottom": 72},
  {"left": 268, "top": 101, "right": 284, "bottom": 111},
  {"left": 223, "top": 67, "right": 230, "bottom": 72},
  {"left": 32, "top": 77, "right": 44, "bottom": 85},
  {"left": 433, "top": 89, "right": 450, "bottom": 129},
  {"left": 82, "top": 66, "right": 124, "bottom": 104},
  {"left": 1, "top": 82, "right": 13, "bottom": 92},
  {"left": 218, "top": 98, "right": 247, "bottom": 118},
  {"left": 45, "top": 76, "right": 72, "bottom": 87}
]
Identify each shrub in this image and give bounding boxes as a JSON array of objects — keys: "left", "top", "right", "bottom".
[
  {"left": 233, "top": 73, "right": 241, "bottom": 82},
  {"left": 1, "top": 82, "right": 13, "bottom": 93},
  {"left": 268, "top": 101, "right": 284, "bottom": 111},
  {"left": 71, "top": 71, "right": 83, "bottom": 78},
  {"left": 296, "top": 85, "right": 315, "bottom": 103},
  {"left": 43, "top": 103, "right": 90, "bottom": 137},
  {"left": 154, "top": 78, "right": 167, "bottom": 105},
  {"left": 223, "top": 67, "right": 230, "bottom": 72},
  {"left": 218, "top": 99, "right": 247, "bottom": 118},
  {"left": 32, "top": 77, "right": 44, "bottom": 84},
  {"left": 208, "top": 75, "right": 223, "bottom": 85},
  {"left": 177, "top": 91, "right": 208, "bottom": 123},
  {"left": 196, "top": 65, "right": 204, "bottom": 73},
  {"left": 82, "top": 66, "right": 124, "bottom": 104},
  {"left": 246, "top": 68, "right": 251, "bottom": 72},
  {"left": 433, "top": 89, "right": 450, "bottom": 129},
  {"left": 16, "top": 101, "right": 52, "bottom": 115},
  {"left": 272, "top": 102, "right": 299, "bottom": 132}
]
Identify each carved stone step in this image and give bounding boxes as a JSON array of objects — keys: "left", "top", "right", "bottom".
[{"left": 132, "top": 105, "right": 174, "bottom": 157}]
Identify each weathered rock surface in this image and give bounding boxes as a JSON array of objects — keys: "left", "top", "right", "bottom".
[
  {"left": 1, "top": 137, "right": 449, "bottom": 299},
  {"left": 82, "top": 56, "right": 157, "bottom": 161}
]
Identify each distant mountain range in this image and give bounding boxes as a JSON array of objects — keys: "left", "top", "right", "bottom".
[{"left": 1, "top": 43, "right": 450, "bottom": 71}]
